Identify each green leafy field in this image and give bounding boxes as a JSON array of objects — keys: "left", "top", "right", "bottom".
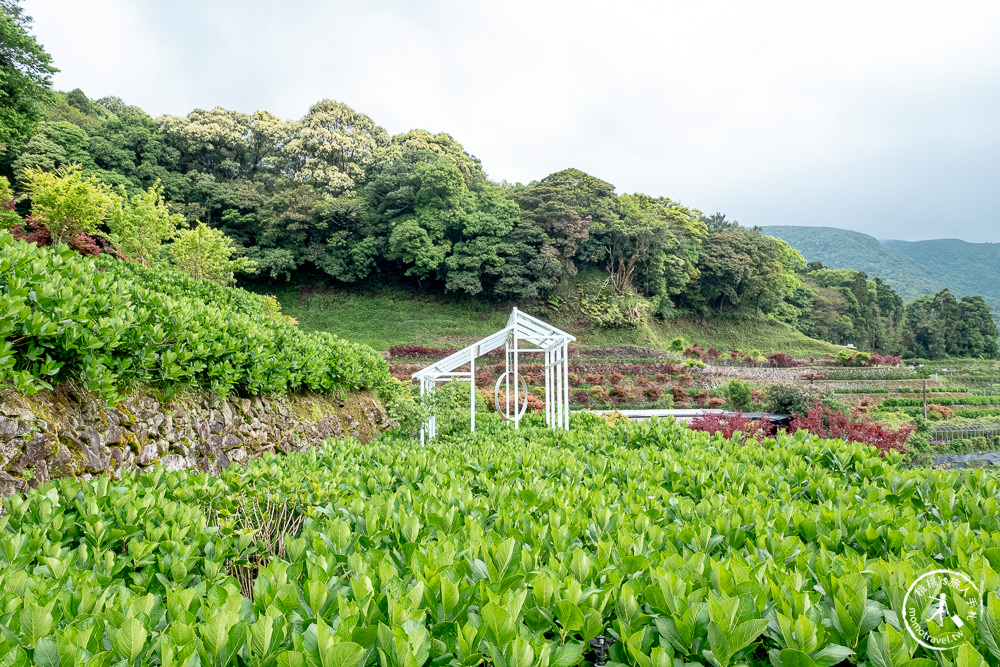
[
  {"left": 0, "top": 233, "right": 389, "bottom": 400},
  {"left": 2, "top": 416, "right": 999, "bottom": 665}
]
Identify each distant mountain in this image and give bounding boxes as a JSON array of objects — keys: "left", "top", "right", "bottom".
[{"left": 762, "top": 225, "right": 1000, "bottom": 317}]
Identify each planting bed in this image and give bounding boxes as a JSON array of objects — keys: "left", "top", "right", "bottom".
[{"left": 2, "top": 416, "right": 1000, "bottom": 665}]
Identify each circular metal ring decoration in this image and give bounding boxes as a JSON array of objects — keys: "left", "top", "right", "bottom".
[{"left": 494, "top": 371, "right": 529, "bottom": 421}]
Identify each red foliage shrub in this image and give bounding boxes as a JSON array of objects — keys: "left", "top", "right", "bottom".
[
  {"left": 688, "top": 412, "right": 769, "bottom": 440},
  {"left": 750, "top": 388, "right": 766, "bottom": 405},
  {"left": 927, "top": 403, "right": 955, "bottom": 420},
  {"left": 635, "top": 376, "right": 654, "bottom": 387},
  {"left": 707, "top": 397, "right": 725, "bottom": 409},
  {"left": 645, "top": 385, "right": 663, "bottom": 402},
  {"left": 787, "top": 403, "right": 912, "bottom": 455},
  {"left": 671, "top": 386, "right": 688, "bottom": 404},
  {"left": 585, "top": 373, "right": 605, "bottom": 385},
  {"left": 803, "top": 372, "right": 827, "bottom": 381},
  {"left": 766, "top": 352, "right": 804, "bottom": 368},
  {"left": 683, "top": 345, "right": 705, "bottom": 360},
  {"left": 609, "top": 372, "right": 624, "bottom": 384},
  {"left": 387, "top": 345, "right": 458, "bottom": 359},
  {"left": 389, "top": 364, "right": 422, "bottom": 381},
  {"left": 674, "top": 372, "right": 693, "bottom": 386},
  {"left": 525, "top": 394, "right": 545, "bottom": 414},
  {"left": 611, "top": 385, "right": 627, "bottom": 399},
  {"left": 854, "top": 395, "right": 877, "bottom": 415},
  {"left": 869, "top": 354, "right": 902, "bottom": 367},
  {"left": 705, "top": 347, "right": 722, "bottom": 360},
  {"left": 12, "top": 219, "right": 114, "bottom": 257},
  {"left": 572, "top": 390, "right": 590, "bottom": 406},
  {"left": 475, "top": 372, "right": 493, "bottom": 388},
  {"left": 692, "top": 390, "right": 710, "bottom": 406},
  {"left": 568, "top": 373, "right": 582, "bottom": 387},
  {"left": 655, "top": 372, "right": 672, "bottom": 383}
]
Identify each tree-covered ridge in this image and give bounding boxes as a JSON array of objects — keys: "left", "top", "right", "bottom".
[
  {"left": 0, "top": 0, "right": 996, "bottom": 363},
  {"left": 764, "top": 225, "right": 1000, "bottom": 322},
  {"left": 1, "top": 89, "right": 798, "bottom": 313},
  {"left": 1, "top": 86, "right": 996, "bottom": 359}
]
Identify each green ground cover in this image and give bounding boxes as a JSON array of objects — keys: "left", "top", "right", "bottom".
[
  {"left": 1, "top": 234, "right": 389, "bottom": 400},
  {"left": 2, "top": 416, "right": 1000, "bottom": 665}
]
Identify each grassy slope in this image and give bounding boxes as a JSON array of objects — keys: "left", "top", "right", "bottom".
[{"left": 270, "top": 284, "right": 839, "bottom": 355}]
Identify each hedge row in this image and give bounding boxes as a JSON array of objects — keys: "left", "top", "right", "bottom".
[{"left": 1, "top": 233, "right": 389, "bottom": 400}]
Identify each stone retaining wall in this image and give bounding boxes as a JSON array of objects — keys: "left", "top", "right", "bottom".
[{"left": 0, "top": 385, "right": 391, "bottom": 497}]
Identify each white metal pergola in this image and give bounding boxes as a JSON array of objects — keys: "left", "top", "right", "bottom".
[{"left": 412, "top": 308, "right": 575, "bottom": 442}]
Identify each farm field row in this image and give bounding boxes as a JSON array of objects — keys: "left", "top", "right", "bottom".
[{"left": 2, "top": 417, "right": 1000, "bottom": 665}]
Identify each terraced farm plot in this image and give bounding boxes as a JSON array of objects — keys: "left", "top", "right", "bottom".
[{"left": 2, "top": 416, "right": 1000, "bottom": 665}]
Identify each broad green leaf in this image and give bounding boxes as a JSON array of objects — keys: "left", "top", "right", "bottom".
[
  {"left": 778, "top": 649, "right": 819, "bottom": 667},
  {"left": 19, "top": 599, "right": 54, "bottom": 647},
  {"left": 112, "top": 617, "right": 148, "bottom": 663}
]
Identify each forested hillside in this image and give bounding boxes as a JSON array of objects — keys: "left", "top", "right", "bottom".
[
  {"left": 2, "top": 87, "right": 996, "bottom": 359},
  {"left": 764, "top": 225, "right": 1000, "bottom": 320},
  {"left": 1, "top": 2, "right": 997, "bottom": 361}
]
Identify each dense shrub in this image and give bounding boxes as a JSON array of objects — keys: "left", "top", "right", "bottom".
[
  {"left": 726, "top": 379, "right": 753, "bottom": 411},
  {"left": 688, "top": 412, "right": 770, "bottom": 440},
  {"left": 882, "top": 396, "right": 1000, "bottom": 407},
  {"left": 788, "top": 403, "right": 913, "bottom": 454},
  {"left": 766, "top": 352, "right": 804, "bottom": 367},
  {"left": 927, "top": 403, "right": 955, "bottom": 420},
  {"left": 572, "top": 389, "right": 589, "bottom": 405},
  {"left": 765, "top": 383, "right": 831, "bottom": 416},
  {"left": 671, "top": 386, "right": 688, "bottom": 406},
  {"left": 587, "top": 385, "right": 610, "bottom": 403},
  {"left": 97, "top": 254, "right": 277, "bottom": 319},
  {"left": 1, "top": 234, "right": 389, "bottom": 399}
]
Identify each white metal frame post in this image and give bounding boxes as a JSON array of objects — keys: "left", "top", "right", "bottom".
[
  {"left": 470, "top": 350, "right": 476, "bottom": 432},
  {"left": 512, "top": 328, "right": 519, "bottom": 430},
  {"left": 563, "top": 341, "right": 570, "bottom": 429}
]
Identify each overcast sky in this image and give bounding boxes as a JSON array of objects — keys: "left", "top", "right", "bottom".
[{"left": 21, "top": 0, "right": 1000, "bottom": 242}]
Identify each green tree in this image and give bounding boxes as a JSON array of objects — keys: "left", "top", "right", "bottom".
[
  {"left": 284, "top": 99, "right": 388, "bottom": 196},
  {"left": 106, "top": 181, "right": 184, "bottom": 265},
  {"left": 12, "top": 120, "right": 94, "bottom": 175},
  {"left": 378, "top": 129, "right": 487, "bottom": 190},
  {"left": 168, "top": 221, "right": 256, "bottom": 284},
  {"left": 20, "top": 163, "right": 114, "bottom": 244},
  {"left": 362, "top": 149, "right": 471, "bottom": 281},
  {"left": 0, "top": 1, "right": 56, "bottom": 153},
  {"left": 604, "top": 193, "right": 705, "bottom": 307},
  {"left": 516, "top": 168, "right": 619, "bottom": 278},
  {"left": 0, "top": 175, "right": 18, "bottom": 228},
  {"left": 444, "top": 186, "right": 519, "bottom": 295},
  {"left": 955, "top": 295, "right": 999, "bottom": 358}
]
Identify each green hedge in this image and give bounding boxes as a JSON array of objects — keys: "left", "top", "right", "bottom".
[
  {"left": 881, "top": 395, "right": 1000, "bottom": 407},
  {"left": 0, "top": 233, "right": 389, "bottom": 399},
  {"left": 833, "top": 386, "right": 969, "bottom": 395},
  {"left": 96, "top": 254, "right": 276, "bottom": 319}
]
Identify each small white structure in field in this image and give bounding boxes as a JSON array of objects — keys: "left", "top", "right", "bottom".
[{"left": 412, "top": 308, "right": 575, "bottom": 442}]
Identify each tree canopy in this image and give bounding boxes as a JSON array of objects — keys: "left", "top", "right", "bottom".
[
  {"left": 1, "top": 79, "right": 996, "bottom": 359},
  {"left": 0, "top": 1, "right": 56, "bottom": 154}
]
